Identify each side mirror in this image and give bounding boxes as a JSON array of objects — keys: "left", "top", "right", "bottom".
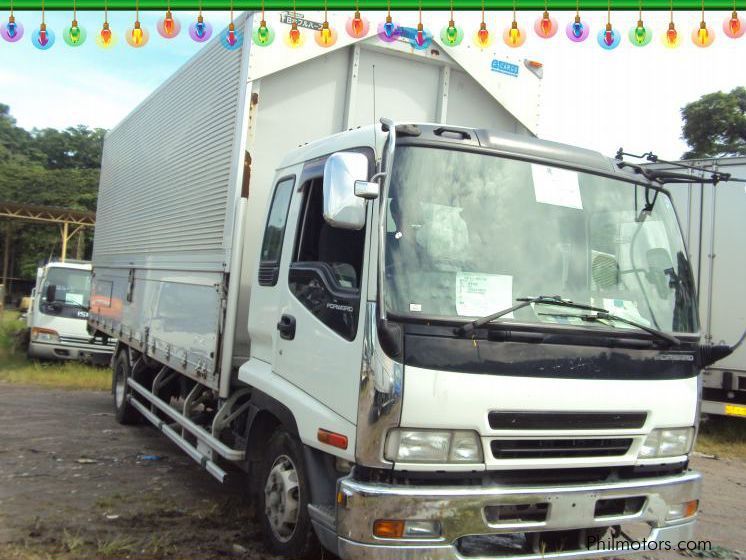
[
  {"left": 45, "top": 284, "right": 57, "bottom": 303},
  {"left": 323, "top": 152, "right": 368, "bottom": 231}
]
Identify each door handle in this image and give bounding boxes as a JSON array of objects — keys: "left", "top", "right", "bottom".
[{"left": 277, "top": 314, "right": 296, "bottom": 340}]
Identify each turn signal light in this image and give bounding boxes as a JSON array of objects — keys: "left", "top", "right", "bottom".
[
  {"left": 373, "top": 519, "right": 405, "bottom": 539},
  {"left": 667, "top": 499, "right": 699, "bottom": 521},
  {"left": 317, "top": 428, "right": 348, "bottom": 450}
]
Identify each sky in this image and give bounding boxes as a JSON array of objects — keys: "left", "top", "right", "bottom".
[{"left": 1, "top": 9, "right": 744, "bottom": 160}]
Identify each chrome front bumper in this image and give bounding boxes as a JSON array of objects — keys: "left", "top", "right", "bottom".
[{"left": 336, "top": 470, "right": 701, "bottom": 560}]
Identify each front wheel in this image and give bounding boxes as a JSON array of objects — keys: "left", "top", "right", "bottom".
[
  {"left": 112, "top": 350, "right": 140, "bottom": 425},
  {"left": 258, "top": 430, "right": 321, "bottom": 559}
]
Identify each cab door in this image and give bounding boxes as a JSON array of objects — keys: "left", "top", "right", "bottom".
[
  {"left": 247, "top": 167, "right": 303, "bottom": 364},
  {"left": 272, "top": 156, "right": 372, "bottom": 425}
]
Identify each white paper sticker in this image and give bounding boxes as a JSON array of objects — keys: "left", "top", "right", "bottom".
[
  {"left": 409, "top": 303, "right": 422, "bottom": 312},
  {"left": 456, "top": 273, "right": 513, "bottom": 318},
  {"left": 65, "top": 293, "right": 84, "bottom": 305},
  {"left": 531, "top": 164, "right": 583, "bottom": 210}
]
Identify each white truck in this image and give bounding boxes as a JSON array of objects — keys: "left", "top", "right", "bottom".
[
  {"left": 27, "top": 260, "right": 114, "bottom": 363},
  {"left": 90, "top": 12, "right": 722, "bottom": 559},
  {"left": 650, "top": 156, "right": 746, "bottom": 419}
]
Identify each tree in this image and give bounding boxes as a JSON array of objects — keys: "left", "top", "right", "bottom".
[
  {"left": 0, "top": 104, "right": 105, "bottom": 284},
  {"left": 681, "top": 87, "right": 746, "bottom": 159}
]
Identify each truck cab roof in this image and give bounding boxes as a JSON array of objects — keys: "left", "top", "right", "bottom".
[{"left": 279, "top": 121, "right": 648, "bottom": 186}]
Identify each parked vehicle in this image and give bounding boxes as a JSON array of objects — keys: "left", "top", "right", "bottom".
[
  {"left": 27, "top": 261, "right": 114, "bottom": 364},
  {"left": 90, "top": 13, "right": 720, "bottom": 560},
  {"left": 656, "top": 157, "right": 746, "bottom": 418}
]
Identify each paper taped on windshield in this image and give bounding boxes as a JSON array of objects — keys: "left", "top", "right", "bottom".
[
  {"left": 456, "top": 272, "right": 513, "bottom": 318},
  {"left": 531, "top": 164, "right": 583, "bottom": 210}
]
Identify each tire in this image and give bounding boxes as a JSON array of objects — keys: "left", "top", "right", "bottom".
[
  {"left": 258, "top": 430, "right": 321, "bottom": 560},
  {"left": 112, "top": 350, "right": 141, "bottom": 425}
]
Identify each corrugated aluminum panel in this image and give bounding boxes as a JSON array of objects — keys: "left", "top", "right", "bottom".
[{"left": 93, "top": 14, "right": 250, "bottom": 271}]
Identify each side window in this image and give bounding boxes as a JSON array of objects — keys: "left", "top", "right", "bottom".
[
  {"left": 289, "top": 178, "right": 366, "bottom": 340},
  {"left": 258, "top": 177, "right": 295, "bottom": 286}
]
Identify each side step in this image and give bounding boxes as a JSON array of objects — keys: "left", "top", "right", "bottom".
[
  {"left": 308, "top": 504, "right": 339, "bottom": 556},
  {"left": 127, "top": 377, "right": 245, "bottom": 483}
]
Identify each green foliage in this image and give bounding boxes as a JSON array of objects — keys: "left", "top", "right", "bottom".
[
  {"left": 681, "top": 87, "right": 746, "bottom": 159},
  {"left": 0, "top": 105, "right": 104, "bottom": 285}
]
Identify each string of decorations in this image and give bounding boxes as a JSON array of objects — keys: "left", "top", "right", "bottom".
[{"left": 2, "top": 5, "right": 742, "bottom": 50}]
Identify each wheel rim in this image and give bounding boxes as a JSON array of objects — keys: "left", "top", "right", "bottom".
[
  {"left": 114, "top": 362, "right": 126, "bottom": 408},
  {"left": 264, "top": 454, "right": 300, "bottom": 543}
]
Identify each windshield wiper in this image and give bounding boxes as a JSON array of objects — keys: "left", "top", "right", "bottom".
[
  {"left": 454, "top": 296, "right": 607, "bottom": 337},
  {"left": 537, "top": 310, "right": 680, "bottom": 346}
]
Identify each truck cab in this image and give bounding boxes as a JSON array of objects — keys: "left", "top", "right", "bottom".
[
  {"left": 238, "top": 122, "right": 701, "bottom": 558},
  {"left": 27, "top": 261, "right": 114, "bottom": 363}
]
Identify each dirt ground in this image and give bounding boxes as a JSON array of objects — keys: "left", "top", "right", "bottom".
[{"left": 1, "top": 384, "right": 744, "bottom": 560}]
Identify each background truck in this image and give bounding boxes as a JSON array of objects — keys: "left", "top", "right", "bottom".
[
  {"left": 659, "top": 157, "right": 746, "bottom": 418},
  {"left": 27, "top": 260, "right": 114, "bottom": 363},
  {"left": 90, "top": 11, "right": 715, "bottom": 559}
]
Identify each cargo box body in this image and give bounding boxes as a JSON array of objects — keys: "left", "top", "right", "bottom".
[
  {"left": 664, "top": 157, "right": 746, "bottom": 416},
  {"left": 89, "top": 11, "right": 541, "bottom": 393}
]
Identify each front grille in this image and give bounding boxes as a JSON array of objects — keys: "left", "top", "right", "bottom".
[
  {"left": 488, "top": 411, "right": 647, "bottom": 430},
  {"left": 58, "top": 335, "right": 115, "bottom": 347},
  {"left": 491, "top": 438, "right": 633, "bottom": 459},
  {"left": 58, "top": 335, "right": 93, "bottom": 344}
]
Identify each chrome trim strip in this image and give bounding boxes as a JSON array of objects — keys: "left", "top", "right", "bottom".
[
  {"left": 337, "top": 471, "right": 701, "bottom": 547},
  {"left": 354, "top": 301, "right": 403, "bottom": 468},
  {"left": 337, "top": 520, "right": 696, "bottom": 560}
]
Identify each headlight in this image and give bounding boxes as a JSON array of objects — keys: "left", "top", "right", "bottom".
[
  {"left": 384, "top": 429, "right": 483, "bottom": 463},
  {"left": 639, "top": 428, "right": 694, "bottom": 458},
  {"left": 31, "top": 327, "right": 60, "bottom": 343}
]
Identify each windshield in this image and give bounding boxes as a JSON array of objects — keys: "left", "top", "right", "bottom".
[
  {"left": 384, "top": 146, "right": 698, "bottom": 335},
  {"left": 42, "top": 267, "right": 92, "bottom": 310}
]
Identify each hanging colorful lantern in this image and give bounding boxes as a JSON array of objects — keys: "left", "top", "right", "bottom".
[
  {"left": 190, "top": 14, "right": 213, "bottom": 42},
  {"left": 346, "top": 2, "right": 370, "bottom": 38},
  {"left": 503, "top": 7, "right": 526, "bottom": 48},
  {"left": 95, "top": 0, "right": 116, "bottom": 48},
  {"left": 63, "top": 0, "right": 86, "bottom": 47},
  {"left": 221, "top": 21, "right": 243, "bottom": 49},
  {"left": 724, "top": 5, "right": 744, "bottom": 38},
  {"left": 597, "top": 1, "right": 620, "bottom": 50},
  {"left": 566, "top": 16, "right": 589, "bottom": 41},
  {"left": 411, "top": 22, "right": 432, "bottom": 49},
  {"left": 249, "top": 0, "right": 271, "bottom": 45},
  {"left": 565, "top": 0, "right": 589, "bottom": 42},
  {"left": 252, "top": 19, "right": 273, "bottom": 46},
  {"left": 32, "top": 1, "right": 54, "bottom": 50},
  {"left": 126, "top": 0, "right": 149, "bottom": 48},
  {"left": 692, "top": 20, "right": 715, "bottom": 46},
  {"left": 440, "top": 1, "right": 463, "bottom": 46},
  {"left": 32, "top": 22, "right": 54, "bottom": 49},
  {"left": 157, "top": 5, "right": 181, "bottom": 39},
  {"left": 378, "top": 15, "right": 400, "bottom": 42},
  {"left": 662, "top": 21, "right": 679, "bottom": 47},
  {"left": 474, "top": 1, "right": 492, "bottom": 49},
  {"left": 2, "top": 1, "right": 24, "bottom": 42},
  {"left": 125, "top": 20, "right": 148, "bottom": 47},
  {"left": 96, "top": 20, "right": 116, "bottom": 48},
  {"left": 534, "top": 6, "right": 558, "bottom": 38},
  {"left": 474, "top": 21, "right": 492, "bottom": 48},
  {"left": 660, "top": 0, "right": 679, "bottom": 47},
  {"left": 692, "top": 0, "right": 715, "bottom": 46},
  {"left": 315, "top": 3, "right": 338, "bottom": 48}
]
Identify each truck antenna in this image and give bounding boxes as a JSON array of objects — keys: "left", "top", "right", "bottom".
[{"left": 372, "top": 64, "right": 377, "bottom": 149}]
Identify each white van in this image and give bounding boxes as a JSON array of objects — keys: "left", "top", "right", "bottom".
[{"left": 27, "top": 261, "right": 114, "bottom": 364}]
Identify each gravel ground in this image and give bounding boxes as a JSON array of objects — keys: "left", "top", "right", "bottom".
[{"left": 0, "top": 383, "right": 744, "bottom": 560}]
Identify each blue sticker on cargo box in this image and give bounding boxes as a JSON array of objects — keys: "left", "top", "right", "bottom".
[{"left": 491, "top": 59, "right": 519, "bottom": 77}]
